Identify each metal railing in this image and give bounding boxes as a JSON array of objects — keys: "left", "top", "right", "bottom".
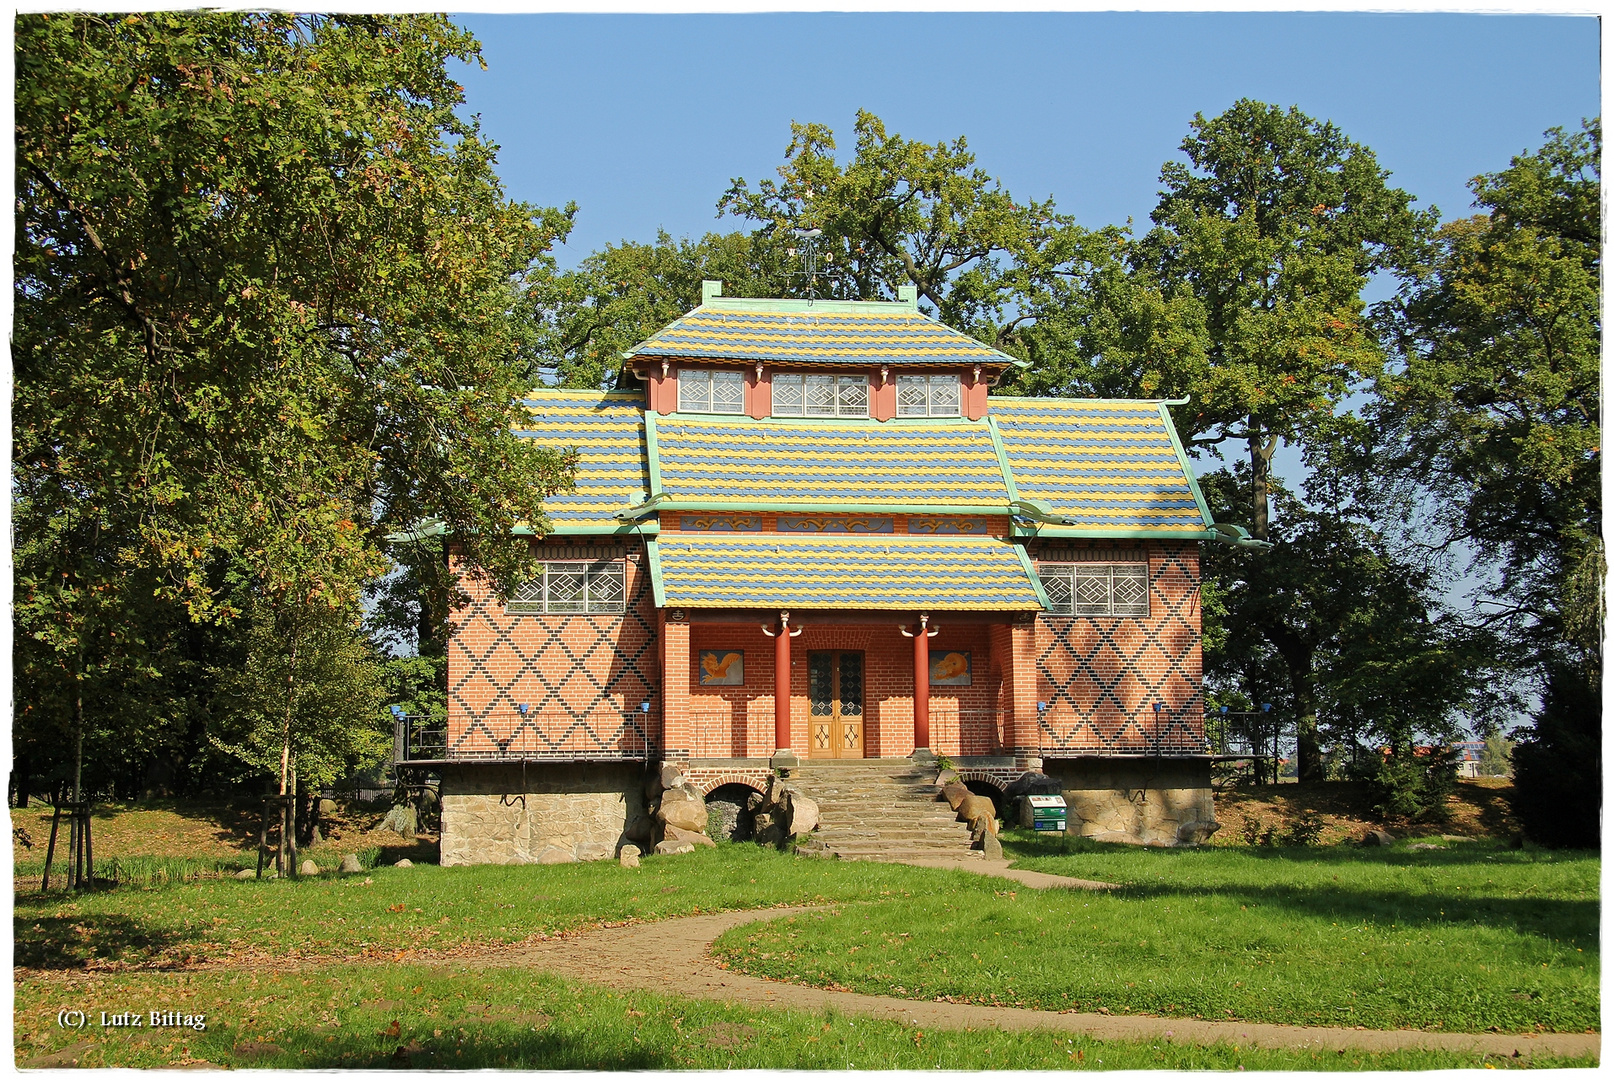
[
  {"left": 395, "top": 708, "right": 659, "bottom": 763},
  {"left": 1036, "top": 705, "right": 1211, "bottom": 757}
]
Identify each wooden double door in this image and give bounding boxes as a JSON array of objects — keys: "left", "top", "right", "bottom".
[{"left": 808, "top": 651, "right": 865, "bottom": 758}]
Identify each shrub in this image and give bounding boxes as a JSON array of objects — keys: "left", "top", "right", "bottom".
[
  {"left": 1354, "top": 747, "right": 1458, "bottom": 822},
  {"left": 1283, "top": 809, "right": 1325, "bottom": 846},
  {"left": 1511, "top": 664, "right": 1601, "bottom": 848}
]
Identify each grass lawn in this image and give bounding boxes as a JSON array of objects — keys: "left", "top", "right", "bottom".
[
  {"left": 710, "top": 834, "right": 1598, "bottom": 1034},
  {"left": 14, "top": 964, "right": 1591, "bottom": 1070},
  {"left": 14, "top": 833, "right": 1598, "bottom": 1069}
]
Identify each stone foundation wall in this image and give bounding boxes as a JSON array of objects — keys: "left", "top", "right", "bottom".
[
  {"left": 438, "top": 763, "right": 651, "bottom": 866},
  {"left": 1041, "top": 756, "right": 1215, "bottom": 846}
]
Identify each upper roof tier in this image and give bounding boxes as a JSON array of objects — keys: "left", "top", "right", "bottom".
[{"left": 622, "top": 281, "right": 1020, "bottom": 369}]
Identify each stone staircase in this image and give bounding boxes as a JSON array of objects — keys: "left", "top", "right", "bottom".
[{"left": 787, "top": 759, "right": 978, "bottom": 860}]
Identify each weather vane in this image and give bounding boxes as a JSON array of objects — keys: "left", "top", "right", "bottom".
[{"left": 787, "top": 227, "right": 824, "bottom": 301}]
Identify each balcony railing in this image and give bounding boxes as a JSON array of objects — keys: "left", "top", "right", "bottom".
[{"left": 394, "top": 709, "right": 658, "bottom": 763}]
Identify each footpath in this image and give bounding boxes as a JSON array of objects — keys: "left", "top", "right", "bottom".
[{"left": 451, "top": 854, "right": 1598, "bottom": 1062}]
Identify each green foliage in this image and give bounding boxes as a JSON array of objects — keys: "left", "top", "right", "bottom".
[
  {"left": 1373, "top": 120, "right": 1600, "bottom": 677},
  {"left": 719, "top": 110, "right": 1079, "bottom": 348},
  {"left": 1479, "top": 734, "right": 1514, "bottom": 777},
  {"left": 538, "top": 230, "right": 797, "bottom": 388},
  {"left": 1353, "top": 748, "right": 1459, "bottom": 822},
  {"left": 1282, "top": 809, "right": 1326, "bottom": 846},
  {"left": 14, "top": 13, "right": 578, "bottom": 792},
  {"left": 1510, "top": 664, "right": 1601, "bottom": 848},
  {"left": 209, "top": 599, "right": 389, "bottom": 791}
]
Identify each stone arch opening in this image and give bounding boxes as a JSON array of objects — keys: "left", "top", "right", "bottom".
[{"left": 704, "top": 782, "right": 760, "bottom": 842}]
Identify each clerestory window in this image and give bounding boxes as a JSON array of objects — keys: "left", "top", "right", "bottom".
[
  {"left": 896, "top": 374, "right": 961, "bottom": 417},
  {"left": 677, "top": 368, "right": 745, "bottom": 414},
  {"left": 772, "top": 373, "right": 869, "bottom": 418},
  {"left": 1037, "top": 563, "right": 1149, "bottom": 617},
  {"left": 507, "top": 561, "right": 625, "bottom": 615}
]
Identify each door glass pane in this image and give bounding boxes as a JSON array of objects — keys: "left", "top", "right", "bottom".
[
  {"left": 808, "top": 653, "right": 834, "bottom": 716},
  {"left": 838, "top": 653, "right": 863, "bottom": 716}
]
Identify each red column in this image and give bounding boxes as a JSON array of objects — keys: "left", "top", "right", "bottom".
[
  {"left": 913, "top": 613, "right": 931, "bottom": 753},
  {"left": 774, "top": 612, "right": 792, "bottom": 753}
]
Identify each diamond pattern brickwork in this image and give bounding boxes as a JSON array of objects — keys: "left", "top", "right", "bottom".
[
  {"left": 446, "top": 541, "right": 658, "bottom": 757},
  {"left": 1034, "top": 542, "right": 1205, "bottom": 754}
]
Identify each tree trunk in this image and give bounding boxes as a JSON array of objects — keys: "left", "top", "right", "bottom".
[
  {"left": 1296, "top": 713, "right": 1323, "bottom": 783},
  {"left": 1248, "top": 419, "right": 1278, "bottom": 541}
]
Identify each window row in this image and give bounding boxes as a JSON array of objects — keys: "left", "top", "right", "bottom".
[
  {"left": 677, "top": 369, "right": 962, "bottom": 418},
  {"left": 1037, "top": 563, "right": 1150, "bottom": 617},
  {"left": 507, "top": 562, "right": 625, "bottom": 614}
]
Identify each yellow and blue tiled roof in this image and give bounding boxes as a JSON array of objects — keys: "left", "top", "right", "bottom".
[
  {"left": 626, "top": 303, "right": 1014, "bottom": 366},
  {"left": 990, "top": 398, "right": 1212, "bottom": 535},
  {"left": 650, "top": 534, "right": 1044, "bottom": 610},
  {"left": 515, "top": 390, "right": 648, "bottom": 531},
  {"left": 653, "top": 417, "right": 1010, "bottom": 508}
]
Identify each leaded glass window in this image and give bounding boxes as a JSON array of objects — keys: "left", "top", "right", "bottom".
[
  {"left": 507, "top": 562, "right": 626, "bottom": 615},
  {"left": 772, "top": 374, "right": 868, "bottom": 418},
  {"left": 1036, "top": 563, "right": 1149, "bottom": 617},
  {"left": 896, "top": 374, "right": 962, "bottom": 417},
  {"left": 677, "top": 368, "right": 745, "bottom": 414}
]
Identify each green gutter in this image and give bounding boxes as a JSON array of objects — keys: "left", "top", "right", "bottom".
[
  {"left": 654, "top": 412, "right": 989, "bottom": 428},
  {"left": 383, "top": 519, "right": 661, "bottom": 541},
  {"left": 643, "top": 539, "right": 667, "bottom": 606},
  {"left": 643, "top": 410, "right": 663, "bottom": 495},
  {"left": 1012, "top": 543, "right": 1054, "bottom": 611},
  {"left": 1156, "top": 400, "right": 1216, "bottom": 529},
  {"left": 985, "top": 415, "right": 1020, "bottom": 502}
]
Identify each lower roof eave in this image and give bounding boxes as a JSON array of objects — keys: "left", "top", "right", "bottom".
[{"left": 669, "top": 605, "right": 1043, "bottom": 624}]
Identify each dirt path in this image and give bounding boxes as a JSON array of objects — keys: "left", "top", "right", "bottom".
[{"left": 449, "top": 904, "right": 1596, "bottom": 1061}]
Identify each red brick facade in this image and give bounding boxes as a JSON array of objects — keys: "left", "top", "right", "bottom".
[{"left": 444, "top": 535, "right": 1205, "bottom": 762}]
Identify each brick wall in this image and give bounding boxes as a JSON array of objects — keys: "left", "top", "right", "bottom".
[
  {"left": 445, "top": 539, "right": 658, "bottom": 757},
  {"left": 1032, "top": 541, "right": 1204, "bottom": 754}
]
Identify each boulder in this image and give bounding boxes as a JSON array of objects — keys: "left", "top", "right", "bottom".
[
  {"left": 576, "top": 842, "right": 614, "bottom": 862},
  {"left": 664, "top": 824, "right": 716, "bottom": 848},
  {"left": 659, "top": 762, "right": 688, "bottom": 790},
  {"left": 1088, "top": 829, "right": 1150, "bottom": 847},
  {"left": 318, "top": 798, "right": 338, "bottom": 817},
  {"left": 1176, "top": 820, "right": 1222, "bottom": 846},
  {"left": 783, "top": 792, "right": 819, "bottom": 837},
  {"left": 936, "top": 768, "right": 961, "bottom": 787},
  {"left": 981, "top": 832, "right": 1003, "bottom": 859},
  {"left": 657, "top": 785, "right": 708, "bottom": 833},
  {"left": 956, "top": 793, "right": 998, "bottom": 832},
  {"left": 746, "top": 790, "right": 765, "bottom": 812},
  {"left": 752, "top": 811, "right": 785, "bottom": 848},
  {"left": 299, "top": 859, "right": 319, "bottom": 876},
  {"left": 940, "top": 780, "right": 970, "bottom": 811},
  {"left": 536, "top": 846, "right": 574, "bottom": 865},
  {"left": 394, "top": 859, "right": 414, "bottom": 868},
  {"left": 655, "top": 839, "right": 696, "bottom": 856},
  {"left": 623, "top": 810, "right": 656, "bottom": 845},
  {"left": 706, "top": 800, "right": 743, "bottom": 842},
  {"left": 1002, "top": 771, "right": 1063, "bottom": 800},
  {"left": 339, "top": 853, "right": 363, "bottom": 874},
  {"left": 1362, "top": 828, "right": 1396, "bottom": 847},
  {"left": 235, "top": 868, "right": 257, "bottom": 880},
  {"left": 619, "top": 844, "right": 641, "bottom": 869}
]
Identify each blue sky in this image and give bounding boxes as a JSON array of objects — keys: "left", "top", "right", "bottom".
[{"left": 449, "top": 12, "right": 1599, "bottom": 266}]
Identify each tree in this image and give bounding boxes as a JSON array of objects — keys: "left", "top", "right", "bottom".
[
  {"left": 1373, "top": 119, "right": 1601, "bottom": 678},
  {"left": 538, "top": 230, "right": 795, "bottom": 389},
  {"left": 14, "top": 13, "right": 578, "bottom": 789},
  {"left": 1022, "top": 101, "right": 1432, "bottom": 539},
  {"left": 1373, "top": 120, "right": 1602, "bottom": 846},
  {"left": 1201, "top": 471, "right": 1494, "bottom": 782},
  {"left": 718, "top": 110, "right": 1079, "bottom": 349}
]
